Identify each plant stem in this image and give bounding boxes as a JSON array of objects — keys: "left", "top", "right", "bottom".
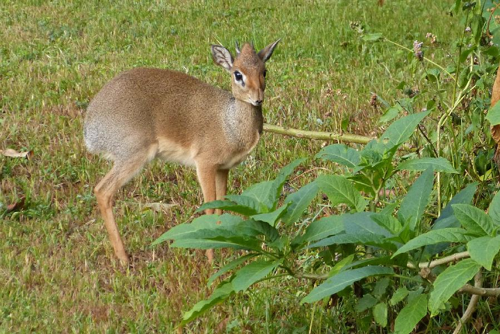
[
  {"left": 383, "top": 38, "right": 455, "bottom": 81},
  {"left": 406, "top": 251, "right": 471, "bottom": 269},
  {"left": 298, "top": 272, "right": 329, "bottom": 280},
  {"left": 263, "top": 123, "right": 373, "bottom": 144},
  {"left": 459, "top": 284, "right": 500, "bottom": 297},
  {"left": 436, "top": 53, "right": 475, "bottom": 215},
  {"left": 453, "top": 270, "right": 483, "bottom": 334}
]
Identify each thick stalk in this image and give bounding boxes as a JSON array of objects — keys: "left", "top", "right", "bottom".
[{"left": 263, "top": 123, "right": 373, "bottom": 144}]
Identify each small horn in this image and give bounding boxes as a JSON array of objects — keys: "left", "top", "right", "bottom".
[{"left": 235, "top": 41, "right": 241, "bottom": 55}]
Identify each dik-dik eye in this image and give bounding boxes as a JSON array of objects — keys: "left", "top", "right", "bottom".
[
  {"left": 263, "top": 70, "right": 267, "bottom": 78},
  {"left": 234, "top": 71, "right": 243, "bottom": 82}
]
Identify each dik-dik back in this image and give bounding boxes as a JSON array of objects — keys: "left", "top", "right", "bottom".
[{"left": 84, "top": 40, "right": 280, "bottom": 264}]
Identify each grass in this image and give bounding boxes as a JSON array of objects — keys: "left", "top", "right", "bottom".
[{"left": 0, "top": 0, "right": 485, "bottom": 332}]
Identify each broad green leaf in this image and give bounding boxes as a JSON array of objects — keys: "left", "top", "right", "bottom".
[
  {"left": 152, "top": 214, "right": 242, "bottom": 245},
  {"left": 344, "top": 256, "right": 398, "bottom": 271},
  {"left": 344, "top": 212, "right": 392, "bottom": 237},
  {"left": 308, "top": 233, "right": 387, "bottom": 249},
  {"left": 397, "top": 157, "right": 458, "bottom": 173},
  {"left": 207, "top": 254, "right": 258, "bottom": 286},
  {"left": 453, "top": 204, "right": 496, "bottom": 236},
  {"left": 181, "top": 282, "right": 234, "bottom": 325},
  {"left": 291, "top": 215, "right": 344, "bottom": 247},
  {"left": 392, "top": 228, "right": 470, "bottom": 257},
  {"left": 398, "top": 168, "right": 434, "bottom": 231},
  {"left": 156, "top": 218, "right": 270, "bottom": 246},
  {"left": 316, "top": 175, "right": 367, "bottom": 212},
  {"left": 379, "top": 104, "right": 403, "bottom": 124},
  {"left": 380, "top": 111, "right": 430, "bottom": 150},
  {"left": 433, "top": 183, "right": 478, "bottom": 230},
  {"left": 281, "top": 182, "right": 319, "bottom": 225},
  {"left": 363, "top": 33, "right": 383, "bottom": 41},
  {"left": 315, "top": 144, "right": 360, "bottom": 168},
  {"left": 373, "top": 302, "right": 388, "bottom": 327},
  {"left": 197, "top": 200, "right": 258, "bottom": 216},
  {"left": 241, "top": 181, "right": 274, "bottom": 211},
  {"left": 171, "top": 236, "right": 262, "bottom": 252},
  {"left": 232, "top": 259, "right": 282, "bottom": 292},
  {"left": 301, "top": 266, "right": 394, "bottom": 304},
  {"left": 394, "top": 294, "right": 428, "bottom": 334},
  {"left": 467, "top": 235, "right": 500, "bottom": 270},
  {"left": 224, "top": 195, "right": 267, "bottom": 213},
  {"left": 371, "top": 213, "right": 402, "bottom": 235},
  {"left": 426, "top": 183, "right": 478, "bottom": 255},
  {"left": 328, "top": 254, "right": 355, "bottom": 277},
  {"left": 355, "top": 294, "right": 378, "bottom": 312},
  {"left": 486, "top": 99, "right": 500, "bottom": 126},
  {"left": 203, "top": 220, "right": 278, "bottom": 242},
  {"left": 407, "top": 287, "right": 424, "bottom": 303},
  {"left": 429, "top": 259, "right": 481, "bottom": 316},
  {"left": 251, "top": 203, "right": 289, "bottom": 226},
  {"left": 266, "top": 236, "right": 286, "bottom": 251},
  {"left": 424, "top": 68, "right": 441, "bottom": 82},
  {"left": 356, "top": 140, "right": 387, "bottom": 170},
  {"left": 379, "top": 202, "right": 398, "bottom": 216},
  {"left": 489, "top": 191, "right": 500, "bottom": 225},
  {"left": 373, "top": 278, "right": 390, "bottom": 298},
  {"left": 268, "top": 158, "right": 307, "bottom": 209},
  {"left": 390, "top": 287, "right": 409, "bottom": 305}
]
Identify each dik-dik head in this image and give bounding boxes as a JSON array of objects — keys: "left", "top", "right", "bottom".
[{"left": 211, "top": 40, "right": 280, "bottom": 106}]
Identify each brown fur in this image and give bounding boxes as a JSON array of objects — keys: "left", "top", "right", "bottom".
[
  {"left": 84, "top": 40, "right": 280, "bottom": 264},
  {"left": 491, "top": 64, "right": 500, "bottom": 172}
]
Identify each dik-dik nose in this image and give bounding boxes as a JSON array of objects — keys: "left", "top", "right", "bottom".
[{"left": 252, "top": 90, "right": 264, "bottom": 106}]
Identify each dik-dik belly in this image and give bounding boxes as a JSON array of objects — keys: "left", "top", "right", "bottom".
[{"left": 156, "top": 138, "right": 196, "bottom": 167}]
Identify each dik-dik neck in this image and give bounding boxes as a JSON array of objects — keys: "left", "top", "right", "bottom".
[{"left": 223, "top": 97, "right": 264, "bottom": 148}]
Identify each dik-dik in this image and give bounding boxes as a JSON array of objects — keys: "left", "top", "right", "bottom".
[{"left": 84, "top": 40, "right": 280, "bottom": 265}]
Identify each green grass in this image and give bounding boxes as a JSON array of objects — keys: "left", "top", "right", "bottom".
[{"left": 0, "top": 0, "right": 483, "bottom": 332}]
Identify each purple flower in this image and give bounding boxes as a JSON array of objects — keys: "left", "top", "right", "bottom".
[{"left": 413, "top": 40, "right": 423, "bottom": 61}]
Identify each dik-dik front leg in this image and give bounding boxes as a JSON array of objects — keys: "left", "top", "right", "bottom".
[
  {"left": 196, "top": 163, "right": 218, "bottom": 263},
  {"left": 196, "top": 163, "right": 217, "bottom": 214}
]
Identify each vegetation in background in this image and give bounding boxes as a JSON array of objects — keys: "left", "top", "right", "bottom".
[{"left": 1, "top": 0, "right": 500, "bottom": 332}]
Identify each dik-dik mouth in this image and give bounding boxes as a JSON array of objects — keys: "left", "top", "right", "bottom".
[{"left": 250, "top": 100, "right": 263, "bottom": 107}]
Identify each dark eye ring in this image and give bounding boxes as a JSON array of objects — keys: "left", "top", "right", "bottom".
[
  {"left": 263, "top": 70, "right": 267, "bottom": 78},
  {"left": 234, "top": 71, "right": 243, "bottom": 81}
]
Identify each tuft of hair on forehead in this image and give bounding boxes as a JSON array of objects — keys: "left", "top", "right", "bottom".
[{"left": 235, "top": 43, "right": 263, "bottom": 68}]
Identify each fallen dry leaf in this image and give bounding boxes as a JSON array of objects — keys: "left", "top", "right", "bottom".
[
  {"left": 143, "top": 202, "right": 178, "bottom": 213},
  {"left": 6, "top": 197, "right": 26, "bottom": 212},
  {"left": 1, "top": 148, "right": 33, "bottom": 159}
]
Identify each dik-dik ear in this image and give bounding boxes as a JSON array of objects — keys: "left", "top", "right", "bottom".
[
  {"left": 258, "top": 39, "right": 280, "bottom": 62},
  {"left": 211, "top": 45, "right": 233, "bottom": 72}
]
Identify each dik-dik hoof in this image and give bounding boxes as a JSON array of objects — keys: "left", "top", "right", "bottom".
[{"left": 115, "top": 250, "right": 130, "bottom": 267}]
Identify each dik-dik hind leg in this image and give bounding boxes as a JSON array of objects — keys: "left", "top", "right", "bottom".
[
  {"left": 195, "top": 163, "right": 218, "bottom": 262},
  {"left": 215, "top": 169, "right": 229, "bottom": 215},
  {"left": 95, "top": 154, "right": 151, "bottom": 265}
]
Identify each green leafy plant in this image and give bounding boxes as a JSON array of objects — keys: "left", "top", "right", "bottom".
[
  {"left": 154, "top": 109, "right": 500, "bottom": 331},
  {"left": 152, "top": 1, "right": 500, "bottom": 331}
]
